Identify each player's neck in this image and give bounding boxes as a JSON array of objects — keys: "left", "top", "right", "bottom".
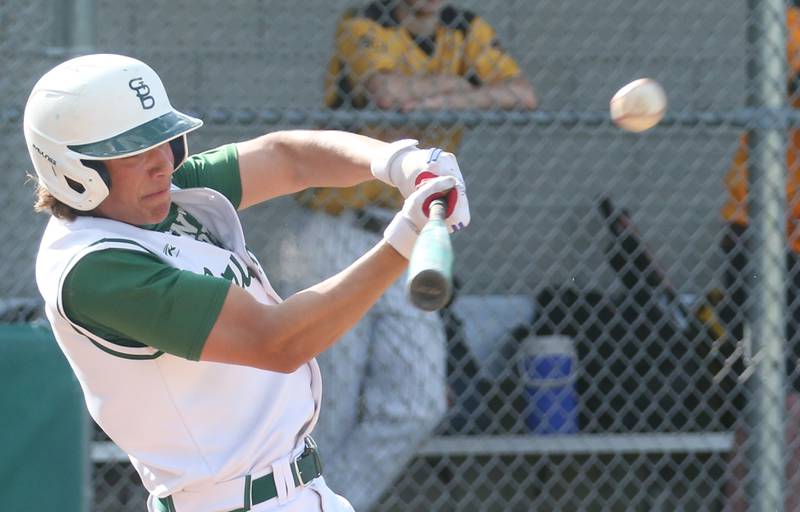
[{"left": 394, "top": 6, "right": 438, "bottom": 38}]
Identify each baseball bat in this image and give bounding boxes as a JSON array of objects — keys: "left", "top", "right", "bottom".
[{"left": 406, "top": 198, "right": 454, "bottom": 311}]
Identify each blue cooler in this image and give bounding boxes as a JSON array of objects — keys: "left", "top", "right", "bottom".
[{"left": 519, "top": 334, "right": 579, "bottom": 434}]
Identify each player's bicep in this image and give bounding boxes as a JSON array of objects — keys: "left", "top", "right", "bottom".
[
  {"left": 236, "top": 133, "right": 305, "bottom": 208},
  {"left": 199, "top": 285, "right": 299, "bottom": 373},
  {"left": 63, "top": 249, "right": 230, "bottom": 360}
]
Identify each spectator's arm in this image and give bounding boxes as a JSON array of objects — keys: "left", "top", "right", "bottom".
[
  {"left": 364, "top": 72, "right": 473, "bottom": 108},
  {"left": 402, "top": 76, "right": 537, "bottom": 111}
]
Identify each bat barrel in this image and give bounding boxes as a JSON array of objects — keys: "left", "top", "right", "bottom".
[
  {"left": 406, "top": 197, "right": 454, "bottom": 311},
  {"left": 408, "top": 269, "right": 453, "bottom": 311}
]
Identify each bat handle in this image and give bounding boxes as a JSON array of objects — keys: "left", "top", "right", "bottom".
[{"left": 428, "top": 198, "right": 447, "bottom": 221}]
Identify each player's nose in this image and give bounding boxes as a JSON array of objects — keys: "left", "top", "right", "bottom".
[{"left": 146, "top": 142, "right": 174, "bottom": 177}]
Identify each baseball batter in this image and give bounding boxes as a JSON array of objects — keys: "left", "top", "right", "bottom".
[{"left": 26, "top": 54, "right": 469, "bottom": 512}]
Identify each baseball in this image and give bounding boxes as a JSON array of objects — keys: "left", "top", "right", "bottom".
[{"left": 609, "top": 78, "right": 667, "bottom": 132}]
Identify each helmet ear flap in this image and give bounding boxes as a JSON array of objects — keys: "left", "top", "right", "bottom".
[
  {"left": 80, "top": 160, "right": 111, "bottom": 188},
  {"left": 169, "top": 135, "right": 187, "bottom": 170}
]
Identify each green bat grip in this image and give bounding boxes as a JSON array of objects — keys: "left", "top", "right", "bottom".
[{"left": 406, "top": 198, "right": 454, "bottom": 311}]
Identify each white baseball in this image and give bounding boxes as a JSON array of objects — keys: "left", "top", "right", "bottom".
[{"left": 609, "top": 78, "right": 667, "bottom": 132}]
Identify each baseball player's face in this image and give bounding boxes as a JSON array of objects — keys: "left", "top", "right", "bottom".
[{"left": 94, "top": 142, "right": 175, "bottom": 225}]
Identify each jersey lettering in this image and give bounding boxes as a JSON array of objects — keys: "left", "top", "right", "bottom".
[
  {"left": 170, "top": 206, "right": 222, "bottom": 246},
  {"left": 204, "top": 255, "right": 257, "bottom": 288}
]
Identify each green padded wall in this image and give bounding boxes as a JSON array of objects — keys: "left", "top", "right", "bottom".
[{"left": 0, "top": 324, "right": 87, "bottom": 511}]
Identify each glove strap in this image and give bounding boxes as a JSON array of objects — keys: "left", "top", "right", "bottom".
[
  {"left": 370, "top": 139, "right": 419, "bottom": 186},
  {"left": 383, "top": 212, "right": 419, "bottom": 260}
]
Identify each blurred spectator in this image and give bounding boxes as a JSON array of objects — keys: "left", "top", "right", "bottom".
[
  {"left": 274, "top": 1, "right": 537, "bottom": 509},
  {"left": 315, "top": 0, "right": 537, "bottom": 215},
  {"left": 720, "top": 2, "right": 800, "bottom": 508}
]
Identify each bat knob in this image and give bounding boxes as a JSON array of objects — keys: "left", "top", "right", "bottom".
[{"left": 407, "top": 270, "right": 453, "bottom": 311}]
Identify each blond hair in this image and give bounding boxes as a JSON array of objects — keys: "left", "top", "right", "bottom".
[{"left": 32, "top": 178, "right": 82, "bottom": 221}]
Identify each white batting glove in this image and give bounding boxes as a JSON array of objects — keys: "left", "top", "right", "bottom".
[
  {"left": 384, "top": 175, "right": 470, "bottom": 259},
  {"left": 372, "top": 140, "right": 470, "bottom": 237},
  {"left": 371, "top": 140, "right": 466, "bottom": 198}
]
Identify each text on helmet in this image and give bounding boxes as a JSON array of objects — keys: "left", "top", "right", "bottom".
[
  {"left": 129, "top": 78, "right": 155, "bottom": 110},
  {"left": 32, "top": 143, "right": 57, "bottom": 166}
]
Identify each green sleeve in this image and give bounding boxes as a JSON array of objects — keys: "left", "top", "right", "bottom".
[
  {"left": 62, "top": 249, "right": 231, "bottom": 361},
  {"left": 172, "top": 144, "right": 243, "bottom": 209}
]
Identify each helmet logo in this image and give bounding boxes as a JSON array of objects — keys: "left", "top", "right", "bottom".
[
  {"left": 32, "top": 142, "right": 57, "bottom": 166},
  {"left": 128, "top": 78, "right": 155, "bottom": 110}
]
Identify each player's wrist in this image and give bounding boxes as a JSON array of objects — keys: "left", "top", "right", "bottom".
[
  {"left": 370, "top": 139, "right": 419, "bottom": 190},
  {"left": 383, "top": 212, "right": 419, "bottom": 260}
]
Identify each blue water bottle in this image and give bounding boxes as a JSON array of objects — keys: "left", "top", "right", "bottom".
[{"left": 519, "top": 334, "right": 579, "bottom": 434}]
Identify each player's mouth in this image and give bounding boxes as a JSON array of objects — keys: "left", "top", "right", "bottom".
[{"left": 142, "top": 187, "right": 170, "bottom": 201}]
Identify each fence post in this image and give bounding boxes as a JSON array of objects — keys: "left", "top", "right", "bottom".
[
  {"left": 51, "top": 0, "right": 95, "bottom": 55},
  {"left": 746, "top": 0, "right": 788, "bottom": 510}
]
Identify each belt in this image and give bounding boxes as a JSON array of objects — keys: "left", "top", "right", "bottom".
[{"left": 155, "top": 440, "right": 323, "bottom": 512}]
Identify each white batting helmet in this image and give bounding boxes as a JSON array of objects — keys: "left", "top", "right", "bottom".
[{"left": 23, "top": 54, "right": 203, "bottom": 211}]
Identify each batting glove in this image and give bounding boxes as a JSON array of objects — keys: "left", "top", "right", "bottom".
[
  {"left": 372, "top": 140, "right": 470, "bottom": 235},
  {"left": 371, "top": 140, "right": 466, "bottom": 198},
  {"left": 384, "top": 175, "right": 470, "bottom": 259}
]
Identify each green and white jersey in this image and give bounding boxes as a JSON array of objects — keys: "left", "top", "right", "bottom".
[{"left": 35, "top": 146, "right": 321, "bottom": 499}]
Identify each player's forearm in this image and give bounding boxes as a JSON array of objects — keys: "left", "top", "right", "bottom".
[
  {"left": 276, "top": 242, "right": 407, "bottom": 367},
  {"left": 366, "top": 72, "right": 472, "bottom": 107},
  {"left": 201, "top": 241, "right": 407, "bottom": 372}
]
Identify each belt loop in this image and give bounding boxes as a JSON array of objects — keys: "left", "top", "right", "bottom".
[
  {"left": 243, "top": 474, "right": 252, "bottom": 511},
  {"left": 272, "top": 454, "right": 296, "bottom": 504}
]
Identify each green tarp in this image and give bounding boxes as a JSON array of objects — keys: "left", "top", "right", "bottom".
[{"left": 0, "top": 324, "right": 87, "bottom": 511}]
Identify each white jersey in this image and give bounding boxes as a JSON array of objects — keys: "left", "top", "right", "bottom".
[{"left": 36, "top": 187, "right": 321, "bottom": 498}]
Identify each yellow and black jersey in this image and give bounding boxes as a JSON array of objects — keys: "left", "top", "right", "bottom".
[
  {"left": 304, "top": 2, "right": 523, "bottom": 215},
  {"left": 324, "top": 1, "right": 522, "bottom": 110}
]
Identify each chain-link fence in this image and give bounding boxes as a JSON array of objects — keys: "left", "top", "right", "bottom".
[{"left": 3, "top": 0, "right": 799, "bottom": 510}]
